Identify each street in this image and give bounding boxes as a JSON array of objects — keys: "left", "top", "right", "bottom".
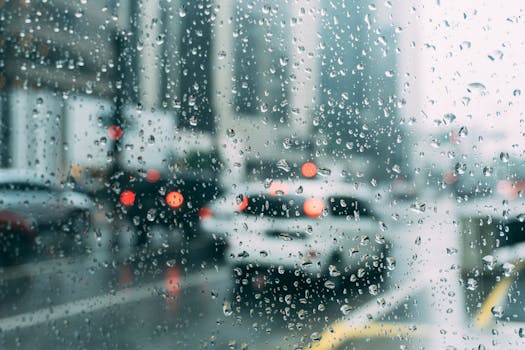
[{"left": 0, "top": 195, "right": 468, "bottom": 350}]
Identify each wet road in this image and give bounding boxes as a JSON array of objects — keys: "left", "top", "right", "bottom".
[{"left": 0, "top": 195, "right": 482, "bottom": 350}]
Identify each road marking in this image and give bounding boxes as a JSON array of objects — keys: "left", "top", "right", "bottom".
[
  {"left": 308, "top": 322, "right": 432, "bottom": 350},
  {"left": 0, "top": 268, "right": 224, "bottom": 332},
  {"left": 473, "top": 277, "right": 512, "bottom": 329}
]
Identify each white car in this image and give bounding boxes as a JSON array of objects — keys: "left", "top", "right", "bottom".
[{"left": 201, "top": 180, "right": 389, "bottom": 292}]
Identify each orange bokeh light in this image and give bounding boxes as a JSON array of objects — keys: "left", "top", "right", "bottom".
[
  {"left": 303, "top": 198, "right": 325, "bottom": 218},
  {"left": 166, "top": 191, "right": 184, "bottom": 208},
  {"left": 301, "top": 162, "right": 318, "bottom": 178},
  {"left": 120, "top": 190, "right": 136, "bottom": 206}
]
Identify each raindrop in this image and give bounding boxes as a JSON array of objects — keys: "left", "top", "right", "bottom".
[
  {"left": 318, "top": 168, "right": 331, "bottom": 176},
  {"left": 455, "top": 162, "right": 467, "bottom": 175},
  {"left": 503, "top": 262, "right": 515, "bottom": 277},
  {"left": 384, "top": 70, "right": 394, "bottom": 77},
  {"left": 500, "top": 152, "right": 509, "bottom": 163},
  {"left": 513, "top": 89, "right": 521, "bottom": 96},
  {"left": 328, "top": 265, "right": 341, "bottom": 277},
  {"left": 179, "top": 6, "right": 187, "bottom": 17},
  {"left": 467, "top": 82, "right": 487, "bottom": 94},
  {"left": 223, "top": 301, "right": 233, "bottom": 316},
  {"left": 482, "top": 255, "right": 496, "bottom": 270},
  {"left": 340, "top": 304, "right": 353, "bottom": 315},
  {"left": 189, "top": 116, "right": 198, "bottom": 126},
  {"left": 276, "top": 159, "right": 290, "bottom": 172},
  {"left": 375, "top": 234, "right": 386, "bottom": 244},
  {"left": 217, "top": 51, "right": 227, "bottom": 60},
  {"left": 519, "top": 328, "right": 525, "bottom": 338},
  {"left": 458, "top": 126, "right": 468, "bottom": 137},
  {"left": 379, "top": 221, "right": 388, "bottom": 231},
  {"left": 482, "top": 166, "right": 492, "bottom": 177},
  {"left": 443, "top": 113, "right": 456, "bottom": 124},
  {"left": 386, "top": 257, "right": 396, "bottom": 270},
  {"left": 487, "top": 50, "right": 503, "bottom": 61},
  {"left": 517, "top": 213, "right": 525, "bottom": 222},
  {"left": 368, "top": 284, "right": 378, "bottom": 295},
  {"left": 410, "top": 201, "right": 426, "bottom": 213},
  {"left": 259, "top": 250, "right": 268, "bottom": 257},
  {"left": 491, "top": 305, "right": 503, "bottom": 318},
  {"left": 466, "top": 278, "right": 478, "bottom": 291},
  {"left": 324, "top": 280, "right": 336, "bottom": 289},
  {"left": 391, "top": 165, "right": 401, "bottom": 174},
  {"left": 226, "top": 129, "right": 235, "bottom": 138}
]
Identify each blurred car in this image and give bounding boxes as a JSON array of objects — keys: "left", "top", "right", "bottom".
[
  {"left": 0, "top": 209, "right": 36, "bottom": 267},
  {"left": 0, "top": 169, "right": 94, "bottom": 254},
  {"left": 202, "top": 180, "right": 389, "bottom": 294},
  {"left": 111, "top": 168, "right": 222, "bottom": 247}
]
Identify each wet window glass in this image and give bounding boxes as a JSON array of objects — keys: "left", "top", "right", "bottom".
[{"left": 3, "top": 1, "right": 525, "bottom": 349}]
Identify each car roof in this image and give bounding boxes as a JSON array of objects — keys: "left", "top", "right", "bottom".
[{"left": 234, "top": 180, "right": 377, "bottom": 198}]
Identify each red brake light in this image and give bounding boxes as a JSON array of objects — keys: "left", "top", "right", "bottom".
[
  {"left": 146, "top": 169, "right": 160, "bottom": 183},
  {"left": 199, "top": 207, "right": 213, "bottom": 219},
  {"left": 236, "top": 194, "right": 248, "bottom": 211},
  {"left": 120, "top": 190, "right": 136, "bottom": 206},
  {"left": 166, "top": 191, "right": 184, "bottom": 208},
  {"left": 303, "top": 198, "right": 324, "bottom": 218},
  {"left": 301, "top": 162, "right": 318, "bottom": 178},
  {"left": 108, "top": 125, "right": 123, "bottom": 140}
]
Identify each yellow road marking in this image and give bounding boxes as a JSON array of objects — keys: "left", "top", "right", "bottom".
[
  {"left": 473, "top": 277, "right": 512, "bottom": 329},
  {"left": 307, "top": 321, "right": 431, "bottom": 350}
]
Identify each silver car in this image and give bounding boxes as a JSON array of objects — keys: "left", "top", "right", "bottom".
[{"left": 201, "top": 180, "right": 389, "bottom": 294}]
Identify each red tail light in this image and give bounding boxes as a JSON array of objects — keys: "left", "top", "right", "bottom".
[
  {"left": 301, "top": 162, "right": 318, "bottom": 178},
  {"left": 198, "top": 207, "right": 213, "bottom": 219},
  {"left": 236, "top": 194, "right": 248, "bottom": 211},
  {"left": 120, "top": 190, "right": 136, "bottom": 206},
  {"left": 166, "top": 191, "right": 184, "bottom": 208},
  {"left": 303, "top": 198, "right": 324, "bottom": 218},
  {"left": 146, "top": 169, "right": 160, "bottom": 183}
]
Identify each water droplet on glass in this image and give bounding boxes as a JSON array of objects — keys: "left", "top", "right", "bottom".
[
  {"left": 517, "top": 213, "right": 525, "bottom": 222},
  {"left": 458, "top": 126, "right": 468, "bottom": 137},
  {"left": 179, "top": 7, "right": 187, "bottom": 17},
  {"left": 217, "top": 50, "right": 227, "bottom": 60},
  {"left": 386, "top": 257, "right": 396, "bottom": 270},
  {"left": 491, "top": 305, "right": 503, "bottom": 318},
  {"left": 328, "top": 265, "right": 341, "bottom": 277},
  {"left": 503, "top": 262, "right": 515, "bottom": 277},
  {"left": 410, "top": 201, "right": 426, "bottom": 213},
  {"left": 340, "top": 304, "right": 352, "bottom": 315},
  {"left": 223, "top": 301, "right": 233, "bottom": 316},
  {"left": 500, "top": 152, "right": 509, "bottom": 163},
  {"left": 226, "top": 129, "right": 235, "bottom": 137},
  {"left": 443, "top": 113, "right": 456, "bottom": 124},
  {"left": 189, "top": 116, "right": 198, "bottom": 126},
  {"left": 482, "top": 255, "right": 496, "bottom": 271},
  {"left": 483, "top": 166, "right": 492, "bottom": 177},
  {"left": 466, "top": 278, "right": 478, "bottom": 291},
  {"left": 368, "top": 284, "right": 378, "bottom": 295},
  {"left": 392, "top": 165, "right": 401, "bottom": 174},
  {"left": 513, "top": 89, "right": 521, "bottom": 96},
  {"left": 324, "top": 280, "right": 336, "bottom": 289},
  {"left": 455, "top": 162, "right": 467, "bottom": 175},
  {"left": 379, "top": 221, "right": 388, "bottom": 232},
  {"left": 487, "top": 50, "right": 503, "bottom": 61},
  {"left": 384, "top": 70, "right": 394, "bottom": 77},
  {"left": 276, "top": 159, "right": 290, "bottom": 172}
]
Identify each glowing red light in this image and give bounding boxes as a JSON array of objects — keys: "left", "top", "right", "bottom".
[
  {"left": 165, "top": 267, "right": 181, "bottom": 302},
  {"left": 237, "top": 195, "right": 248, "bottom": 211},
  {"left": 120, "top": 190, "right": 136, "bottom": 206},
  {"left": 166, "top": 191, "right": 184, "bottom": 208},
  {"left": 301, "top": 162, "right": 318, "bottom": 178},
  {"left": 303, "top": 198, "right": 324, "bottom": 218},
  {"left": 146, "top": 169, "right": 160, "bottom": 183},
  {"left": 108, "top": 125, "right": 123, "bottom": 140},
  {"left": 198, "top": 207, "right": 213, "bottom": 219}
]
